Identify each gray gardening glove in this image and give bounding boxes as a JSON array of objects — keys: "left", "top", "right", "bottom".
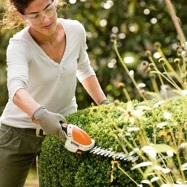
[
  {"left": 32, "top": 106, "right": 66, "bottom": 138},
  {"left": 99, "top": 98, "right": 110, "bottom": 105}
]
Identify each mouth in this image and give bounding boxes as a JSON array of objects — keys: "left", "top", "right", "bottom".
[{"left": 43, "top": 22, "right": 53, "bottom": 29}]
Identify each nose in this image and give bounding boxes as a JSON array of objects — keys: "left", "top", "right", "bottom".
[
  {"left": 42, "top": 15, "right": 51, "bottom": 22},
  {"left": 40, "top": 11, "right": 52, "bottom": 22},
  {"left": 40, "top": 14, "right": 51, "bottom": 23}
]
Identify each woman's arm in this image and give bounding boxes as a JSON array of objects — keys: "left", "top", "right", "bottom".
[
  {"left": 13, "top": 88, "right": 66, "bottom": 138},
  {"left": 13, "top": 88, "right": 41, "bottom": 118},
  {"left": 81, "top": 75, "right": 108, "bottom": 105}
]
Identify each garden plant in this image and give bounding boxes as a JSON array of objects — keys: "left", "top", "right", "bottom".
[{"left": 39, "top": 97, "right": 187, "bottom": 187}]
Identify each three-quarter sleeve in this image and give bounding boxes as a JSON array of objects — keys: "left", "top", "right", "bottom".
[
  {"left": 76, "top": 23, "right": 95, "bottom": 82},
  {"left": 6, "top": 39, "right": 30, "bottom": 100}
]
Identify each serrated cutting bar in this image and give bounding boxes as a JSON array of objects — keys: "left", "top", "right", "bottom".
[{"left": 89, "top": 146, "right": 139, "bottom": 161}]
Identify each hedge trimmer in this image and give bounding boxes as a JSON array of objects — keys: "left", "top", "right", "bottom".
[{"left": 61, "top": 123, "right": 138, "bottom": 161}]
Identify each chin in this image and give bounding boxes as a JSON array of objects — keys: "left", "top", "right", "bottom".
[{"left": 42, "top": 22, "right": 57, "bottom": 35}]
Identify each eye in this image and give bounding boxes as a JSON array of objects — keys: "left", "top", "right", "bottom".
[
  {"left": 45, "top": 4, "right": 53, "bottom": 11},
  {"left": 27, "top": 13, "right": 40, "bottom": 19},
  {"left": 33, "top": 14, "right": 40, "bottom": 18}
]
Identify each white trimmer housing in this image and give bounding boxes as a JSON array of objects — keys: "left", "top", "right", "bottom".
[{"left": 64, "top": 124, "right": 95, "bottom": 154}]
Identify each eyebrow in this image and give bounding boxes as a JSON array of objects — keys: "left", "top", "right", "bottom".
[{"left": 27, "top": 3, "right": 52, "bottom": 15}]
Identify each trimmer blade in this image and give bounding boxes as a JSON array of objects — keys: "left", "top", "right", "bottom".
[{"left": 89, "top": 146, "right": 138, "bottom": 161}]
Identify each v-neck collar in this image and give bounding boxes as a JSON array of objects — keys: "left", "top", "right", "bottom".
[{"left": 25, "top": 18, "right": 68, "bottom": 66}]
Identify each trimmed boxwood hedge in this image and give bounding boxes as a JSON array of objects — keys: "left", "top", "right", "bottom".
[{"left": 39, "top": 97, "right": 187, "bottom": 187}]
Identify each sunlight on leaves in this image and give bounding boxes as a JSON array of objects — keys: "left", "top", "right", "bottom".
[{"left": 131, "top": 161, "right": 153, "bottom": 170}]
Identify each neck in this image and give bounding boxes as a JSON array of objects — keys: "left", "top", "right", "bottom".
[{"left": 29, "top": 22, "right": 61, "bottom": 46}]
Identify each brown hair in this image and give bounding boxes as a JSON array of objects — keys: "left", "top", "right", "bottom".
[
  {"left": 10, "top": 0, "right": 35, "bottom": 14},
  {"left": 1, "top": 0, "right": 35, "bottom": 29},
  {"left": 1, "top": 0, "right": 66, "bottom": 30}
]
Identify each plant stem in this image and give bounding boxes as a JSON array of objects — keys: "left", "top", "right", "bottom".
[
  {"left": 150, "top": 76, "right": 160, "bottom": 99},
  {"left": 164, "top": 0, "right": 187, "bottom": 52},
  {"left": 123, "top": 88, "right": 131, "bottom": 101},
  {"left": 157, "top": 48, "right": 185, "bottom": 88},
  {"left": 116, "top": 162, "right": 148, "bottom": 186},
  {"left": 147, "top": 53, "right": 165, "bottom": 87},
  {"left": 150, "top": 70, "right": 181, "bottom": 91},
  {"left": 113, "top": 40, "right": 146, "bottom": 100}
]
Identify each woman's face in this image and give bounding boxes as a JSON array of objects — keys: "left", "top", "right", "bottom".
[{"left": 23, "top": 0, "right": 58, "bottom": 36}]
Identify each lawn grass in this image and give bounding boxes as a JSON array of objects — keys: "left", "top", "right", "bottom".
[{"left": 24, "top": 166, "right": 38, "bottom": 187}]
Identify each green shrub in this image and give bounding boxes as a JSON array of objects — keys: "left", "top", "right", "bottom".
[{"left": 39, "top": 97, "right": 187, "bottom": 186}]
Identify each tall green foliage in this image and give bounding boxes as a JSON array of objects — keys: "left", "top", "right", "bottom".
[{"left": 0, "top": 2, "right": 8, "bottom": 114}]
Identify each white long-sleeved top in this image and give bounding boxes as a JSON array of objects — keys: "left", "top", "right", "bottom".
[{"left": 0, "top": 18, "right": 95, "bottom": 129}]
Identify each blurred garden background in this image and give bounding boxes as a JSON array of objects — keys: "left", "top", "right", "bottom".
[
  {"left": 1, "top": 1, "right": 187, "bottom": 186},
  {"left": 1, "top": 0, "right": 187, "bottom": 114}
]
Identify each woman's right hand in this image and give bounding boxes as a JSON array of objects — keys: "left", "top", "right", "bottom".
[{"left": 32, "top": 107, "right": 67, "bottom": 138}]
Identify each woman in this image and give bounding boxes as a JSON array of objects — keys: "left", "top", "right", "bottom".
[{"left": 0, "top": 0, "right": 109, "bottom": 186}]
